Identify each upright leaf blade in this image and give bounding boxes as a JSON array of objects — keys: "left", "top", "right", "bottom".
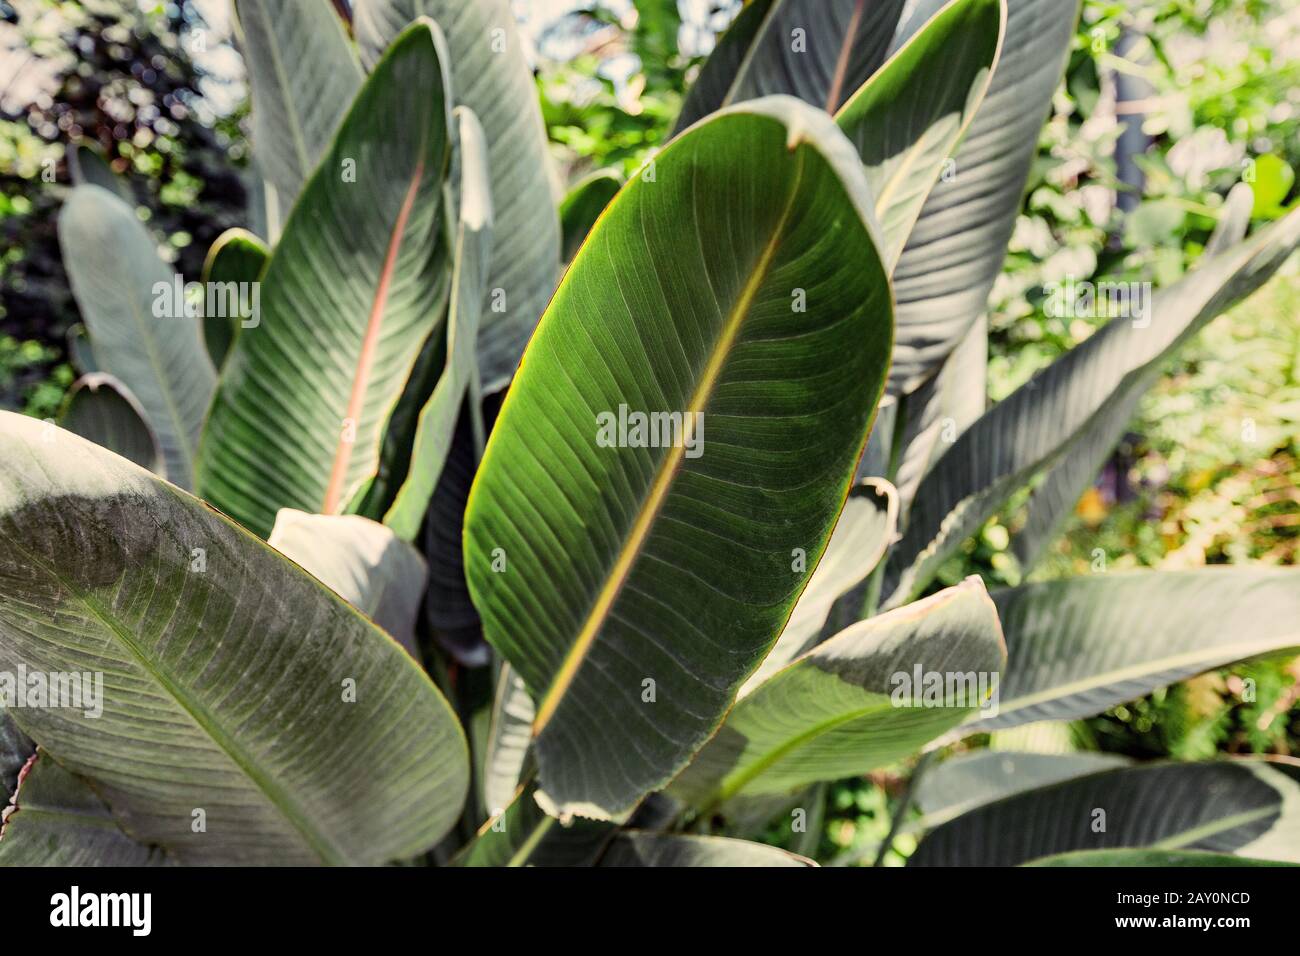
[
  {"left": 671, "top": 0, "right": 777, "bottom": 134},
  {"left": 197, "top": 20, "right": 453, "bottom": 539},
  {"left": 354, "top": 0, "right": 562, "bottom": 393},
  {"left": 0, "top": 412, "right": 468, "bottom": 864},
  {"left": 676, "top": 0, "right": 907, "bottom": 122},
  {"left": 887, "top": 0, "right": 1080, "bottom": 394},
  {"left": 58, "top": 185, "right": 215, "bottom": 491},
  {"left": 834, "top": 0, "right": 1005, "bottom": 268},
  {"left": 383, "top": 107, "right": 494, "bottom": 540},
  {"left": 464, "top": 97, "right": 893, "bottom": 819},
  {"left": 234, "top": 0, "right": 363, "bottom": 208}
]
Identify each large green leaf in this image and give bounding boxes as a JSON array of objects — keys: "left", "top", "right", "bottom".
[
  {"left": 267, "top": 509, "right": 427, "bottom": 655},
  {"left": 673, "top": 0, "right": 907, "bottom": 127},
  {"left": 742, "top": 477, "right": 899, "bottom": 693},
  {"left": 886, "top": 208, "right": 1300, "bottom": 606},
  {"left": 354, "top": 0, "right": 562, "bottom": 393},
  {"left": 911, "top": 759, "right": 1300, "bottom": 866},
  {"left": 383, "top": 107, "right": 494, "bottom": 541},
  {"left": 914, "top": 750, "right": 1129, "bottom": 829},
  {"left": 58, "top": 185, "right": 216, "bottom": 490},
  {"left": 0, "top": 411, "right": 468, "bottom": 864},
  {"left": 234, "top": 0, "right": 363, "bottom": 209},
  {"left": 197, "top": 20, "right": 453, "bottom": 539},
  {"left": 200, "top": 228, "right": 268, "bottom": 371},
  {"left": 672, "top": 578, "right": 1004, "bottom": 810},
  {"left": 0, "top": 750, "right": 168, "bottom": 866},
  {"left": 59, "top": 373, "right": 162, "bottom": 476},
  {"left": 980, "top": 568, "right": 1300, "bottom": 731},
  {"left": 833, "top": 0, "right": 1005, "bottom": 268},
  {"left": 598, "top": 832, "right": 814, "bottom": 867},
  {"left": 887, "top": 0, "right": 1080, "bottom": 394},
  {"left": 464, "top": 97, "right": 892, "bottom": 820}
]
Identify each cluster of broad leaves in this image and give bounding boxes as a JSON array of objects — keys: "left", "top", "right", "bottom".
[{"left": 1, "top": 0, "right": 1298, "bottom": 867}]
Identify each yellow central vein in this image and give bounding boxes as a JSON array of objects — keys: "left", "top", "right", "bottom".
[{"left": 532, "top": 148, "right": 808, "bottom": 735}]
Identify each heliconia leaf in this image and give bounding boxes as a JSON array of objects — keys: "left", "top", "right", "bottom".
[
  {"left": 234, "top": 0, "right": 363, "bottom": 209},
  {"left": 267, "top": 509, "right": 427, "bottom": 656},
  {"left": 453, "top": 781, "right": 612, "bottom": 867},
  {"left": 67, "top": 142, "right": 131, "bottom": 202},
  {"left": 742, "top": 477, "right": 899, "bottom": 693},
  {"left": 834, "top": 0, "right": 1005, "bottom": 268},
  {"left": 886, "top": 207, "right": 1300, "bottom": 607},
  {"left": 671, "top": 0, "right": 777, "bottom": 135},
  {"left": 0, "top": 749, "right": 169, "bottom": 866},
  {"left": 354, "top": 0, "right": 562, "bottom": 394},
  {"left": 672, "top": 578, "right": 1004, "bottom": 809},
  {"left": 910, "top": 759, "right": 1300, "bottom": 866},
  {"left": 59, "top": 373, "right": 163, "bottom": 477},
  {"left": 0, "top": 411, "right": 469, "bottom": 865},
  {"left": 482, "top": 663, "right": 534, "bottom": 817},
  {"left": 674, "top": 0, "right": 907, "bottom": 125},
  {"left": 1027, "top": 849, "right": 1300, "bottom": 867},
  {"left": 58, "top": 186, "right": 216, "bottom": 491},
  {"left": 197, "top": 20, "right": 453, "bottom": 539},
  {"left": 342, "top": 188, "right": 454, "bottom": 526},
  {"left": 559, "top": 169, "right": 622, "bottom": 263},
  {"left": 914, "top": 750, "right": 1129, "bottom": 829},
  {"left": 598, "top": 832, "right": 815, "bottom": 867},
  {"left": 978, "top": 568, "right": 1300, "bottom": 731},
  {"left": 887, "top": 0, "right": 1080, "bottom": 394},
  {"left": 200, "top": 228, "right": 268, "bottom": 371},
  {"left": 383, "top": 107, "right": 494, "bottom": 541},
  {"left": 464, "top": 97, "right": 893, "bottom": 820}
]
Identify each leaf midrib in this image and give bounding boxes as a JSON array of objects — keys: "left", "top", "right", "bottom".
[
  {"left": 321, "top": 155, "right": 429, "bottom": 513},
  {"left": 7, "top": 533, "right": 346, "bottom": 865},
  {"left": 531, "top": 147, "right": 809, "bottom": 735}
]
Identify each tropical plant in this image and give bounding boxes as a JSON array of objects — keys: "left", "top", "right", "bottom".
[{"left": 1, "top": 0, "right": 1298, "bottom": 867}]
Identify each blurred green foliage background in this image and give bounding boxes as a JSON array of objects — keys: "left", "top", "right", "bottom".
[{"left": 1, "top": 0, "right": 1296, "bottom": 863}]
